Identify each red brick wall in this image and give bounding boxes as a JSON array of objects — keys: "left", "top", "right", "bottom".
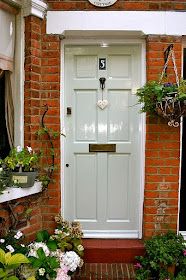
[
  {"left": 24, "top": 16, "right": 61, "bottom": 238},
  {"left": 144, "top": 35, "right": 182, "bottom": 237},
  {"left": 47, "top": 0, "right": 186, "bottom": 11},
  {"left": 23, "top": 3, "right": 183, "bottom": 239}
]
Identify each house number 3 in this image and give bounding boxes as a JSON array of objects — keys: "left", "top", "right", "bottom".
[{"left": 99, "top": 58, "right": 106, "bottom": 70}]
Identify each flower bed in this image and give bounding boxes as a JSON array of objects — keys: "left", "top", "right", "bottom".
[{"left": 0, "top": 214, "right": 84, "bottom": 280}]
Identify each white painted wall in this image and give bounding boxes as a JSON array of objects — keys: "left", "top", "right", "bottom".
[{"left": 47, "top": 11, "right": 186, "bottom": 36}]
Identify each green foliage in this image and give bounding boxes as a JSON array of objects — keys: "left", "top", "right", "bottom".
[
  {"left": 136, "top": 81, "right": 162, "bottom": 114},
  {"left": 28, "top": 248, "right": 59, "bottom": 280},
  {"left": 136, "top": 80, "right": 186, "bottom": 114},
  {"left": 135, "top": 231, "right": 186, "bottom": 280},
  {"left": 35, "top": 128, "right": 59, "bottom": 139},
  {"left": 178, "top": 79, "right": 186, "bottom": 101},
  {"left": 0, "top": 215, "right": 84, "bottom": 279},
  {"left": 3, "top": 147, "right": 40, "bottom": 172},
  {"left": 35, "top": 230, "right": 57, "bottom": 252},
  {"left": 0, "top": 248, "right": 29, "bottom": 280},
  {"left": 0, "top": 230, "right": 28, "bottom": 256},
  {"left": 53, "top": 214, "right": 84, "bottom": 258},
  {"left": 0, "top": 169, "right": 11, "bottom": 193}
]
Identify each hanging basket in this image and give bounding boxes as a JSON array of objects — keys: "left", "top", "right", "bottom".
[
  {"left": 155, "top": 93, "right": 186, "bottom": 127},
  {"left": 154, "top": 45, "right": 186, "bottom": 127}
]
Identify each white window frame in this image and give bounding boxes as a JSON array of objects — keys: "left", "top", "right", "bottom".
[{"left": 178, "top": 37, "right": 186, "bottom": 239}]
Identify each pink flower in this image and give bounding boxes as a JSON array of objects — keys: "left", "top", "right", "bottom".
[
  {"left": 56, "top": 268, "right": 70, "bottom": 280},
  {"left": 183, "top": 249, "right": 186, "bottom": 256},
  {"left": 134, "top": 263, "right": 142, "bottom": 269}
]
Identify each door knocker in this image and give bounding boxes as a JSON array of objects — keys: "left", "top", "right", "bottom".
[{"left": 97, "top": 77, "right": 109, "bottom": 110}]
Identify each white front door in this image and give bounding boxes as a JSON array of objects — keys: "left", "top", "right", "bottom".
[{"left": 64, "top": 45, "right": 143, "bottom": 238}]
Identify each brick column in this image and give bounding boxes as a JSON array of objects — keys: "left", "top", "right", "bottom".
[
  {"left": 143, "top": 35, "right": 182, "bottom": 237},
  {"left": 23, "top": 15, "right": 61, "bottom": 237}
]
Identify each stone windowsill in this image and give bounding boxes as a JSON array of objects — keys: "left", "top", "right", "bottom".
[{"left": 0, "top": 181, "right": 42, "bottom": 203}]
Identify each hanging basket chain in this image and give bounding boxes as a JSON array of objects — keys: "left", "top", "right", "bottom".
[{"left": 159, "top": 49, "right": 179, "bottom": 86}]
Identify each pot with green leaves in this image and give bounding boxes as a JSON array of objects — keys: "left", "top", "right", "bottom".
[{"left": 1, "top": 146, "right": 40, "bottom": 188}]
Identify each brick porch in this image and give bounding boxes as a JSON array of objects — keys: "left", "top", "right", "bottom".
[{"left": 72, "top": 263, "right": 136, "bottom": 280}]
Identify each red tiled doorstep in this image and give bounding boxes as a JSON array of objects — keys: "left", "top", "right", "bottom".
[{"left": 82, "top": 239, "right": 145, "bottom": 263}]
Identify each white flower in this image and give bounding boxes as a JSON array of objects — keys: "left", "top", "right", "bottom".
[
  {"left": 16, "top": 146, "right": 22, "bottom": 152},
  {"left": 0, "top": 239, "right": 5, "bottom": 243},
  {"left": 54, "top": 229, "right": 63, "bottom": 235},
  {"left": 6, "top": 245, "right": 15, "bottom": 253},
  {"left": 0, "top": 167, "right": 3, "bottom": 172},
  {"left": 27, "top": 146, "right": 32, "bottom": 153},
  {"left": 14, "top": 230, "right": 23, "bottom": 239},
  {"left": 38, "top": 268, "right": 45, "bottom": 276},
  {"left": 63, "top": 251, "right": 81, "bottom": 272},
  {"left": 21, "top": 244, "right": 25, "bottom": 247},
  {"left": 28, "top": 242, "right": 50, "bottom": 258},
  {"left": 77, "top": 245, "right": 84, "bottom": 251}
]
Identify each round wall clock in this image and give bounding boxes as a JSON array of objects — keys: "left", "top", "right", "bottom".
[{"left": 88, "top": 0, "right": 117, "bottom": 7}]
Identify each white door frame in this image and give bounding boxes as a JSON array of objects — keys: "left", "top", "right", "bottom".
[{"left": 60, "top": 37, "right": 146, "bottom": 239}]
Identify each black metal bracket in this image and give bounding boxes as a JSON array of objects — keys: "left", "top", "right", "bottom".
[
  {"left": 164, "top": 44, "right": 174, "bottom": 75},
  {"left": 99, "top": 77, "right": 106, "bottom": 90}
]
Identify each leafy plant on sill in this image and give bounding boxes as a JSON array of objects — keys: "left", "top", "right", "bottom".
[
  {"left": 134, "top": 231, "right": 186, "bottom": 280},
  {"left": 2, "top": 146, "right": 40, "bottom": 173}
]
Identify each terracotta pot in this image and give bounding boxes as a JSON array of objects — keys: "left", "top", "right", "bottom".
[{"left": 167, "top": 264, "right": 176, "bottom": 275}]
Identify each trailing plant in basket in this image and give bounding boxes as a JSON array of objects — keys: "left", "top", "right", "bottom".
[
  {"left": 134, "top": 231, "right": 186, "bottom": 280},
  {"left": 136, "top": 79, "right": 186, "bottom": 115},
  {"left": 136, "top": 46, "right": 186, "bottom": 127}
]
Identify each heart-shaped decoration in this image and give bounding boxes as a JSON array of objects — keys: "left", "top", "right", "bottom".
[{"left": 97, "top": 99, "right": 108, "bottom": 110}]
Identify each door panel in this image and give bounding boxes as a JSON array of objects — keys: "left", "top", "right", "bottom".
[{"left": 64, "top": 45, "right": 142, "bottom": 238}]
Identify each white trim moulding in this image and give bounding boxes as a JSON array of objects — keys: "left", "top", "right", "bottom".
[
  {"left": 22, "top": 0, "right": 47, "bottom": 19},
  {"left": 47, "top": 11, "right": 186, "bottom": 36}
]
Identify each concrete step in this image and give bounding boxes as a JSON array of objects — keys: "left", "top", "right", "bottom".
[{"left": 82, "top": 239, "right": 145, "bottom": 263}]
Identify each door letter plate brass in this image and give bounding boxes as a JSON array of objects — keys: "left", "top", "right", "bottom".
[{"left": 89, "top": 144, "right": 116, "bottom": 152}]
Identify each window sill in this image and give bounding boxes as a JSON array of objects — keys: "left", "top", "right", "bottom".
[{"left": 0, "top": 182, "right": 42, "bottom": 203}]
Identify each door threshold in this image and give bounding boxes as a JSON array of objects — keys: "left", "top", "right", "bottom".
[{"left": 83, "top": 230, "right": 140, "bottom": 239}]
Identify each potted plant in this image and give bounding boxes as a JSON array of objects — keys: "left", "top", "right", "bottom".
[
  {"left": 0, "top": 146, "right": 40, "bottom": 188},
  {"left": 136, "top": 79, "right": 186, "bottom": 126},
  {"left": 134, "top": 231, "right": 186, "bottom": 280}
]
